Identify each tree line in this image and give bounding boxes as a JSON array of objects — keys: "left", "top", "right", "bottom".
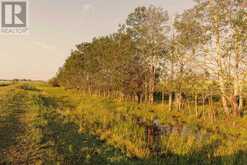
[{"left": 51, "top": 0, "right": 247, "bottom": 117}]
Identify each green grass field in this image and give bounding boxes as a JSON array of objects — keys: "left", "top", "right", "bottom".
[{"left": 1, "top": 82, "right": 247, "bottom": 164}]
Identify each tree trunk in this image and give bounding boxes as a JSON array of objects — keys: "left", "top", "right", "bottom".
[
  {"left": 169, "top": 51, "right": 174, "bottom": 111},
  {"left": 137, "top": 92, "right": 142, "bottom": 104},
  {"left": 239, "top": 95, "right": 243, "bottom": 114},
  {"left": 209, "top": 93, "right": 215, "bottom": 122},
  {"left": 161, "top": 90, "right": 164, "bottom": 105},
  {"left": 214, "top": 15, "right": 230, "bottom": 115},
  {"left": 202, "top": 95, "right": 206, "bottom": 119},
  {"left": 231, "top": 95, "right": 240, "bottom": 117},
  {"left": 221, "top": 95, "right": 229, "bottom": 114},
  {"left": 195, "top": 94, "right": 198, "bottom": 117},
  {"left": 145, "top": 82, "right": 149, "bottom": 103},
  {"left": 176, "top": 92, "right": 182, "bottom": 111},
  {"left": 168, "top": 92, "right": 173, "bottom": 111},
  {"left": 149, "top": 65, "right": 155, "bottom": 104},
  {"left": 233, "top": 29, "right": 242, "bottom": 116}
]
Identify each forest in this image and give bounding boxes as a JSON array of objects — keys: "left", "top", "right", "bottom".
[{"left": 52, "top": 0, "right": 247, "bottom": 117}]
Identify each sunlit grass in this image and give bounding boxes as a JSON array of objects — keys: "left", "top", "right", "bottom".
[{"left": 1, "top": 82, "right": 247, "bottom": 164}]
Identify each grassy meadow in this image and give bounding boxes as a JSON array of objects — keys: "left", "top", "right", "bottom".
[
  {"left": 0, "top": 82, "right": 247, "bottom": 164},
  {"left": 0, "top": 0, "right": 246, "bottom": 164}
]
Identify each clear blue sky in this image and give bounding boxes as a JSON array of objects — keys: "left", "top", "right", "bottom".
[{"left": 0, "top": 0, "right": 195, "bottom": 80}]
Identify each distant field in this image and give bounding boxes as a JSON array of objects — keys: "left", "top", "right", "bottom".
[
  {"left": 0, "top": 82, "right": 247, "bottom": 164},
  {"left": 0, "top": 81, "right": 11, "bottom": 86}
]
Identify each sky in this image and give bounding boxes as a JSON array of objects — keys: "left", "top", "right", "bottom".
[{"left": 0, "top": 0, "right": 195, "bottom": 81}]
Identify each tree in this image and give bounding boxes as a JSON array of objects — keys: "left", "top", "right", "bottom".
[
  {"left": 126, "top": 5, "right": 170, "bottom": 103},
  {"left": 190, "top": 0, "right": 247, "bottom": 116}
]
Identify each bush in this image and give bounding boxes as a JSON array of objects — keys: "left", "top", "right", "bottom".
[
  {"left": 19, "top": 84, "right": 40, "bottom": 91},
  {"left": 48, "top": 78, "right": 60, "bottom": 87}
]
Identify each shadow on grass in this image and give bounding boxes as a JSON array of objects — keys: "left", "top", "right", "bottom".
[
  {"left": 0, "top": 92, "right": 28, "bottom": 163},
  {"left": 43, "top": 119, "right": 247, "bottom": 165},
  {"left": 1, "top": 91, "right": 247, "bottom": 165},
  {"left": 26, "top": 93, "right": 129, "bottom": 164},
  {"left": 38, "top": 108, "right": 129, "bottom": 164},
  {"left": 41, "top": 104, "right": 247, "bottom": 165},
  {"left": 155, "top": 142, "right": 247, "bottom": 165}
]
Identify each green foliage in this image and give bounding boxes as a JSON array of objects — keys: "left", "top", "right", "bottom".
[
  {"left": 18, "top": 83, "right": 40, "bottom": 91},
  {"left": 54, "top": 5, "right": 170, "bottom": 103},
  {"left": 53, "top": 2, "right": 247, "bottom": 115},
  {"left": 48, "top": 77, "right": 60, "bottom": 87}
]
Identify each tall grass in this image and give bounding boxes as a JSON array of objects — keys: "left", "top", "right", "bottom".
[
  {"left": 1, "top": 83, "right": 247, "bottom": 164},
  {"left": 42, "top": 84, "right": 247, "bottom": 164}
]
